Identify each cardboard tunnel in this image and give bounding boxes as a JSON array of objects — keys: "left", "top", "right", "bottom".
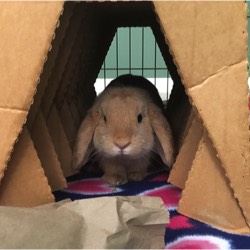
[{"left": 0, "top": 1, "right": 249, "bottom": 234}]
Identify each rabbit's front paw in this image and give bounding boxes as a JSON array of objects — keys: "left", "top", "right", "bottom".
[
  {"left": 127, "top": 171, "right": 147, "bottom": 181},
  {"left": 102, "top": 174, "right": 127, "bottom": 185}
]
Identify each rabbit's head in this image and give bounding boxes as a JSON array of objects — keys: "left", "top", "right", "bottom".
[
  {"left": 93, "top": 87, "right": 155, "bottom": 158},
  {"left": 72, "top": 76, "right": 175, "bottom": 170}
]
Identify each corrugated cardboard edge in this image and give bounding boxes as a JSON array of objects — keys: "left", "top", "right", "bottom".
[
  {"left": 54, "top": 4, "right": 88, "bottom": 108},
  {"left": 0, "top": 128, "right": 54, "bottom": 207},
  {"left": 47, "top": 105, "right": 75, "bottom": 177},
  {"left": 27, "top": 2, "right": 75, "bottom": 129},
  {"left": 178, "top": 130, "right": 250, "bottom": 234},
  {"left": 40, "top": 5, "right": 87, "bottom": 177},
  {"left": 169, "top": 112, "right": 202, "bottom": 189},
  {"left": 41, "top": 4, "right": 85, "bottom": 119},
  {"left": 64, "top": 4, "right": 118, "bottom": 123},
  {"left": 54, "top": 10, "right": 87, "bottom": 146},
  {"left": 0, "top": 110, "right": 27, "bottom": 181},
  {"left": 58, "top": 102, "right": 78, "bottom": 149},
  {"left": 54, "top": 4, "right": 94, "bottom": 148},
  {"left": 0, "top": 2, "right": 64, "bottom": 185},
  {"left": 30, "top": 111, "right": 67, "bottom": 191}
]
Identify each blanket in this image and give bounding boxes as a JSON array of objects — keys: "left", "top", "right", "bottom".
[{"left": 54, "top": 168, "right": 250, "bottom": 249}]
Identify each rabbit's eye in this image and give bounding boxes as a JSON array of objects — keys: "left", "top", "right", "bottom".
[
  {"left": 103, "top": 115, "right": 107, "bottom": 123},
  {"left": 137, "top": 113, "right": 143, "bottom": 123}
]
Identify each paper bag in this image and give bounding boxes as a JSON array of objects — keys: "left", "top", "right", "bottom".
[{"left": 0, "top": 196, "right": 169, "bottom": 249}]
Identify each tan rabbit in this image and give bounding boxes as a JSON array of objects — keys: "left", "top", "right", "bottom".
[{"left": 72, "top": 74, "right": 175, "bottom": 185}]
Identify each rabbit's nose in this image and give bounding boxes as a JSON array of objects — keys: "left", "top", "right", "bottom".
[{"left": 114, "top": 141, "right": 131, "bottom": 150}]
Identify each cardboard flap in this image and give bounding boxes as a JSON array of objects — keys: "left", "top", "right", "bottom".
[
  {"left": 178, "top": 131, "right": 250, "bottom": 234},
  {"left": 0, "top": 2, "right": 63, "bottom": 109},
  {"left": 41, "top": 3, "right": 85, "bottom": 118},
  {"left": 189, "top": 61, "right": 250, "bottom": 226},
  {"left": 59, "top": 102, "right": 78, "bottom": 149},
  {"left": 0, "top": 128, "right": 54, "bottom": 207},
  {"left": 153, "top": 1, "right": 247, "bottom": 87},
  {"left": 0, "top": 109, "right": 27, "bottom": 181},
  {"left": 169, "top": 113, "right": 202, "bottom": 189},
  {"left": 27, "top": 2, "right": 74, "bottom": 128},
  {"left": 0, "top": 1, "right": 64, "bottom": 193},
  {"left": 55, "top": 3, "right": 92, "bottom": 112},
  {"left": 47, "top": 105, "right": 74, "bottom": 177},
  {"left": 164, "top": 81, "right": 192, "bottom": 151},
  {"left": 30, "top": 111, "right": 67, "bottom": 191}
]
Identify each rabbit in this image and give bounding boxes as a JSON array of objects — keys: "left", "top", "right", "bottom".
[{"left": 72, "top": 74, "right": 175, "bottom": 185}]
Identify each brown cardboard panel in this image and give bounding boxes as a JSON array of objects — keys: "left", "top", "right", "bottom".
[
  {"left": 69, "top": 101, "right": 82, "bottom": 130},
  {"left": 72, "top": 83, "right": 97, "bottom": 122},
  {"left": 68, "top": 67, "right": 96, "bottom": 123},
  {"left": 0, "top": 109, "right": 27, "bottom": 181},
  {"left": 54, "top": 21, "right": 90, "bottom": 140},
  {"left": 27, "top": 2, "right": 74, "bottom": 128},
  {"left": 154, "top": 0, "right": 250, "bottom": 228},
  {"left": 55, "top": 11, "right": 87, "bottom": 111},
  {"left": 41, "top": 4, "right": 85, "bottom": 119},
  {"left": 151, "top": 16, "right": 193, "bottom": 150},
  {"left": 0, "top": 2, "right": 63, "bottom": 183},
  {"left": 94, "top": 1, "right": 155, "bottom": 27},
  {"left": 30, "top": 111, "right": 67, "bottom": 191},
  {"left": 153, "top": 1, "right": 247, "bottom": 88},
  {"left": 47, "top": 105, "right": 75, "bottom": 177},
  {"left": 0, "top": 128, "right": 54, "bottom": 207},
  {"left": 178, "top": 109, "right": 196, "bottom": 150},
  {"left": 63, "top": 15, "right": 116, "bottom": 121},
  {"left": 66, "top": 66, "right": 93, "bottom": 122},
  {"left": 178, "top": 131, "right": 250, "bottom": 234},
  {"left": 68, "top": 5, "right": 119, "bottom": 117},
  {"left": 0, "top": 2, "right": 63, "bottom": 109},
  {"left": 189, "top": 61, "right": 250, "bottom": 226},
  {"left": 59, "top": 102, "right": 78, "bottom": 149},
  {"left": 169, "top": 113, "right": 202, "bottom": 189}
]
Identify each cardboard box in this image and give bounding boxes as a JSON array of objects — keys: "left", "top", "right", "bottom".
[
  {"left": 154, "top": 1, "right": 250, "bottom": 233},
  {"left": 0, "top": 1, "right": 249, "bottom": 234}
]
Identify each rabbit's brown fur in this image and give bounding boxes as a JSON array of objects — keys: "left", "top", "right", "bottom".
[{"left": 72, "top": 74, "right": 175, "bottom": 185}]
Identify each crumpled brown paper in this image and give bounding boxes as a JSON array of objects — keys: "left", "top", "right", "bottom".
[{"left": 0, "top": 196, "right": 169, "bottom": 249}]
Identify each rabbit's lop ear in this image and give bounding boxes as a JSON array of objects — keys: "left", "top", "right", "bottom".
[
  {"left": 148, "top": 103, "right": 175, "bottom": 168},
  {"left": 72, "top": 108, "right": 100, "bottom": 171}
]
